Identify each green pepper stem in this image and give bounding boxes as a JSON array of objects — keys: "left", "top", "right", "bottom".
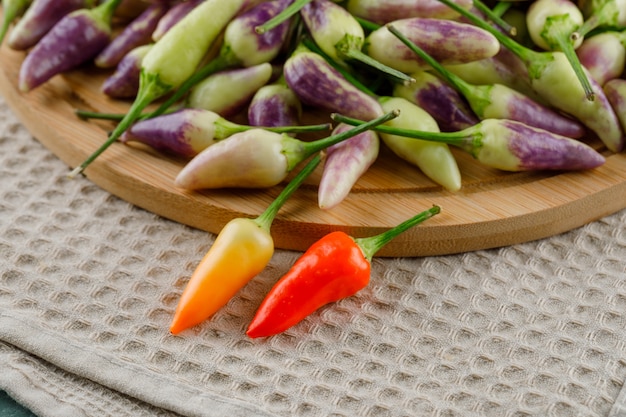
[
  {"left": 492, "top": 1, "right": 514, "bottom": 18},
  {"left": 354, "top": 16, "right": 381, "bottom": 32},
  {"left": 285, "top": 110, "right": 399, "bottom": 171},
  {"left": 255, "top": 0, "right": 311, "bottom": 34},
  {"left": 254, "top": 153, "right": 321, "bottom": 232},
  {"left": 67, "top": 72, "right": 168, "bottom": 178},
  {"left": 74, "top": 108, "right": 331, "bottom": 134},
  {"left": 339, "top": 44, "right": 415, "bottom": 85},
  {"left": 331, "top": 113, "right": 479, "bottom": 153},
  {"left": 472, "top": 0, "right": 516, "bottom": 36},
  {"left": 539, "top": 12, "right": 595, "bottom": 101},
  {"left": 91, "top": 0, "right": 123, "bottom": 24},
  {"left": 355, "top": 205, "right": 441, "bottom": 261},
  {"left": 214, "top": 118, "right": 333, "bottom": 137}
]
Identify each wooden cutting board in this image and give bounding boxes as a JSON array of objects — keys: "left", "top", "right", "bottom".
[{"left": 2, "top": 41, "right": 625, "bottom": 257}]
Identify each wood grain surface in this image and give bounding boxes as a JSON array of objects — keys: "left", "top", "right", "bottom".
[{"left": 1, "top": 40, "right": 625, "bottom": 257}]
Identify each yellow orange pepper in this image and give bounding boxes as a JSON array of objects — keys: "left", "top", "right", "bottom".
[{"left": 169, "top": 153, "right": 322, "bottom": 334}]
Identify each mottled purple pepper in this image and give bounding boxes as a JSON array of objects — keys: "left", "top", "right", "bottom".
[
  {"left": 121, "top": 108, "right": 229, "bottom": 158},
  {"left": 248, "top": 77, "right": 302, "bottom": 127},
  {"left": 283, "top": 44, "right": 383, "bottom": 120},
  {"left": 364, "top": 17, "right": 500, "bottom": 74},
  {"left": 94, "top": 1, "right": 168, "bottom": 68},
  {"left": 101, "top": 43, "right": 152, "bottom": 98},
  {"left": 7, "top": 0, "right": 92, "bottom": 50},
  {"left": 121, "top": 107, "right": 332, "bottom": 158},
  {"left": 334, "top": 114, "right": 606, "bottom": 172},
  {"left": 604, "top": 78, "right": 626, "bottom": 133},
  {"left": 346, "top": 0, "right": 473, "bottom": 25},
  {"left": 576, "top": 31, "right": 626, "bottom": 87},
  {"left": 394, "top": 71, "right": 479, "bottom": 132},
  {"left": 318, "top": 124, "right": 379, "bottom": 210},
  {"left": 18, "top": 0, "right": 121, "bottom": 92}
]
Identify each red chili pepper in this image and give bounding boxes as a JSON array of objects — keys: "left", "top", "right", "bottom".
[{"left": 246, "top": 205, "right": 441, "bottom": 338}]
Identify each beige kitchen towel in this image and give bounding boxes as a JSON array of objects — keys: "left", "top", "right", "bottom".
[{"left": 2, "top": 94, "right": 626, "bottom": 417}]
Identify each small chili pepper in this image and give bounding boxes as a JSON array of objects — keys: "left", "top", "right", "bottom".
[
  {"left": 333, "top": 114, "right": 606, "bottom": 172},
  {"left": 604, "top": 79, "right": 626, "bottom": 133},
  {"left": 387, "top": 23, "right": 586, "bottom": 139},
  {"left": 247, "top": 75, "right": 303, "bottom": 127},
  {"left": 117, "top": 108, "right": 331, "bottom": 158},
  {"left": 364, "top": 17, "right": 500, "bottom": 75},
  {"left": 317, "top": 123, "right": 380, "bottom": 210},
  {"left": 101, "top": 43, "right": 152, "bottom": 98},
  {"left": 0, "top": 0, "right": 31, "bottom": 46},
  {"left": 94, "top": 0, "right": 168, "bottom": 68},
  {"left": 68, "top": 0, "right": 258, "bottom": 177},
  {"left": 576, "top": 31, "right": 626, "bottom": 87},
  {"left": 174, "top": 110, "right": 399, "bottom": 190},
  {"left": 170, "top": 153, "right": 323, "bottom": 335},
  {"left": 437, "top": 0, "right": 625, "bottom": 153},
  {"left": 186, "top": 63, "right": 274, "bottom": 118},
  {"left": 345, "top": 0, "right": 473, "bottom": 25},
  {"left": 378, "top": 96, "right": 462, "bottom": 191},
  {"left": 18, "top": 0, "right": 121, "bottom": 92},
  {"left": 246, "top": 205, "right": 441, "bottom": 338},
  {"left": 7, "top": 0, "right": 88, "bottom": 50}
]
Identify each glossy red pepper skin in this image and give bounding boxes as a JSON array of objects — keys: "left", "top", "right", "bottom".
[{"left": 246, "top": 231, "right": 370, "bottom": 338}]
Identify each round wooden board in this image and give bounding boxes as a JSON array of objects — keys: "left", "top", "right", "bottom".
[{"left": 1, "top": 41, "right": 625, "bottom": 257}]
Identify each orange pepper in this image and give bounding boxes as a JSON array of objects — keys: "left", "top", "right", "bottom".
[{"left": 169, "top": 153, "right": 322, "bottom": 334}]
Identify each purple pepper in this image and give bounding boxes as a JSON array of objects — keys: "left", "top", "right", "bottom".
[
  {"left": 121, "top": 108, "right": 230, "bottom": 158},
  {"left": 94, "top": 1, "right": 168, "bottom": 68},
  {"left": 345, "top": 0, "right": 473, "bottom": 25},
  {"left": 248, "top": 77, "right": 303, "bottom": 127},
  {"left": 101, "top": 43, "right": 152, "bottom": 98},
  {"left": 334, "top": 115, "right": 606, "bottom": 172},
  {"left": 364, "top": 17, "right": 500, "bottom": 74},
  {"left": 151, "top": 0, "right": 203, "bottom": 41},
  {"left": 120, "top": 107, "right": 332, "bottom": 158},
  {"left": 604, "top": 79, "right": 626, "bottom": 133},
  {"left": 7, "top": 0, "right": 90, "bottom": 50},
  {"left": 318, "top": 124, "right": 379, "bottom": 210},
  {"left": 387, "top": 24, "right": 586, "bottom": 139},
  {"left": 18, "top": 0, "right": 122, "bottom": 92},
  {"left": 576, "top": 31, "right": 626, "bottom": 87},
  {"left": 393, "top": 71, "right": 479, "bottom": 132},
  {"left": 283, "top": 44, "right": 384, "bottom": 120}
]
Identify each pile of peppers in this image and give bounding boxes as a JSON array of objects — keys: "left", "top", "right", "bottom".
[{"left": 3, "top": 0, "right": 626, "bottom": 337}]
